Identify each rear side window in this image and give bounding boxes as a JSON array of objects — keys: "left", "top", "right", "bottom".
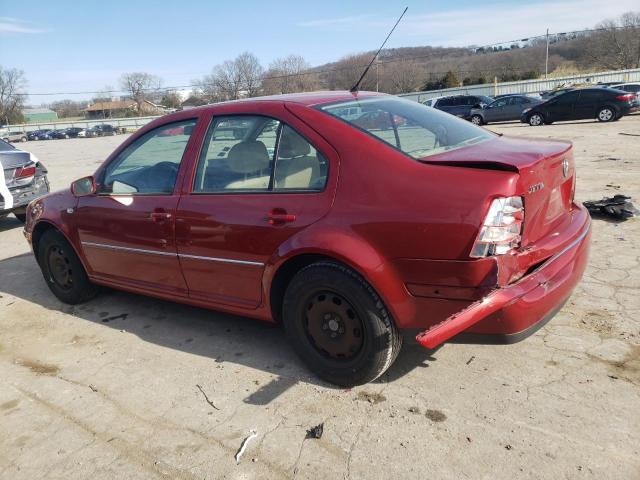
[
  {"left": 579, "top": 91, "right": 604, "bottom": 102},
  {"left": 321, "top": 96, "right": 493, "bottom": 159},
  {"left": 193, "top": 115, "right": 327, "bottom": 193}
]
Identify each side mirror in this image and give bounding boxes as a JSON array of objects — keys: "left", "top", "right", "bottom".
[{"left": 71, "top": 176, "right": 96, "bottom": 197}]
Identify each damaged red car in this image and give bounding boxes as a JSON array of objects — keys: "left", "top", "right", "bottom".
[{"left": 23, "top": 91, "right": 591, "bottom": 386}]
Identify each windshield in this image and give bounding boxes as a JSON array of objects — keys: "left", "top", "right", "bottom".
[{"left": 319, "top": 96, "right": 494, "bottom": 159}]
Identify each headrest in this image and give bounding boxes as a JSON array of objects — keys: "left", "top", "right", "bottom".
[
  {"left": 225, "top": 140, "right": 269, "bottom": 173},
  {"left": 278, "top": 128, "right": 311, "bottom": 158}
]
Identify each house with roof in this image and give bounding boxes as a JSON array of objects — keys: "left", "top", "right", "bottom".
[{"left": 84, "top": 99, "right": 166, "bottom": 119}]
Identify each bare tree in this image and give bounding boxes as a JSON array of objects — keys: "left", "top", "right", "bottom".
[
  {"left": 586, "top": 11, "right": 640, "bottom": 69},
  {"left": 195, "top": 52, "right": 264, "bottom": 101},
  {"left": 92, "top": 84, "right": 115, "bottom": 103},
  {"left": 384, "top": 60, "right": 423, "bottom": 94},
  {"left": 325, "top": 53, "right": 375, "bottom": 91},
  {"left": 49, "top": 99, "right": 85, "bottom": 118},
  {"left": 236, "top": 52, "right": 264, "bottom": 97},
  {"left": 262, "top": 55, "right": 317, "bottom": 95},
  {"left": 0, "top": 67, "right": 27, "bottom": 125},
  {"left": 119, "top": 72, "right": 162, "bottom": 114}
]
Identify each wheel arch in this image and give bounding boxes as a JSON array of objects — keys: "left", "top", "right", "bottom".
[
  {"left": 32, "top": 220, "right": 86, "bottom": 271},
  {"left": 264, "top": 228, "right": 411, "bottom": 328}
]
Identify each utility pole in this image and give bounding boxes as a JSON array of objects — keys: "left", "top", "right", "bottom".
[
  {"left": 545, "top": 28, "right": 550, "bottom": 79},
  {"left": 376, "top": 61, "right": 379, "bottom": 92}
]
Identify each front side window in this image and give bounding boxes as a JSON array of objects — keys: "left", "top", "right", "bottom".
[
  {"left": 320, "top": 96, "right": 494, "bottom": 159},
  {"left": 193, "top": 115, "right": 327, "bottom": 193},
  {"left": 100, "top": 119, "right": 196, "bottom": 194}
]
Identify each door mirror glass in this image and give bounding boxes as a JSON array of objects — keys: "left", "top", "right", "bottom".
[{"left": 71, "top": 176, "right": 96, "bottom": 196}]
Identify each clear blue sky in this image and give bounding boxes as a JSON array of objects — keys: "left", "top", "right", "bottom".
[{"left": 0, "top": 0, "right": 637, "bottom": 103}]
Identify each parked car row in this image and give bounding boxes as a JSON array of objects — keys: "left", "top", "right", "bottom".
[
  {"left": 421, "top": 82, "right": 639, "bottom": 127},
  {"left": 14, "top": 124, "right": 120, "bottom": 142}
]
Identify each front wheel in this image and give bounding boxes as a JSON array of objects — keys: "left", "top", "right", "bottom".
[
  {"left": 282, "top": 262, "right": 402, "bottom": 386},
  {"left": 471, "top": 115, "right": 483, "bottom": 125},
  {"left": 597, "top": 107, "right": 615, "bottom": 122},
  {"left": 38, "top": 229, "right": 99, "bottom": 304},
  {"left": 528, "top": 113, "right": 544, "bottom": 126}
]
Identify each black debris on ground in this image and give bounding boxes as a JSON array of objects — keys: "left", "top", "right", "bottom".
[
  {"left": 583, "top": 195, "right": 638, "bottom": 221},
  {"left": 306, "top": 423, "right": 324, "bottom": 439}
]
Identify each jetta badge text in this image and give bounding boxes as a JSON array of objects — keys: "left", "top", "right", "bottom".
[
  {"left": 562, "top": 158, "right": 569, "bottom": 178},
  {"left": 528, "top": 182, "right": 545, "bottom": 194}
]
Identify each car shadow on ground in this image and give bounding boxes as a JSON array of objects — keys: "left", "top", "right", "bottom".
[
  {"left": 0, "top": 216, "right": 23, "bottom": 233},
  {"left": 0, "top": 252, "right": 441, "bottom": 403}
]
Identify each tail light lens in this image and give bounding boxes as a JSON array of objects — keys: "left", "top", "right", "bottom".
[
  {"left": 616, "top": 93, "right": 634, "bottom": 101},
  {"left": 471, "top": 196, "right": 524, "bottom": 257},
  {"left": 15, "top": 163, "right": 37, "bottom": 178}
]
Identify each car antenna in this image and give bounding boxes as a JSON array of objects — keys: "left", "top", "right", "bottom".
[{"left": 349, "top": 6, "right": 408, "bottom": 93}]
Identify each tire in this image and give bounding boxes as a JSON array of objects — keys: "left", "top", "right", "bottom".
[
  {"left": 14, "top": 212, "right": 26, "bottom": 222},
  {"left": 21, "top": 136, "right": 27, "bottom": 142},
  {"left": 282, "top": 261, "right": 402, "bottom": 386},
  {"left": 597, "top": 106, "right": 615, "bottom": 122},
  {"left": 65, "top": 134, "right": 69, "bottom": 139},
  {"left": 2, "top": 138, "right": 7, "bottom": 142},
  {"left": 38, "top": 229, "right": 98, "bottom": 304},
  {"left": 528, "top": 112, "right": 544, "bottom": 126},
  {"left": 471, "top": 115, "right": 483, "bottom": 125}
]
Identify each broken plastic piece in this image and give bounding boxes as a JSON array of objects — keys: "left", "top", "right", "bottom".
[
  {"left": 583, "top": 195, "right": 637, "bottom": 221},
  {"left": 235, "top": 429, "right": 258, "bottom": 464}
]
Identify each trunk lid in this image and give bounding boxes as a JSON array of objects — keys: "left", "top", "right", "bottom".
[
  {"left": 421, "top": 136, "right": 575, "bottom": 246},
  {"left": 1, "top": 150, "right": 34, "bottom": 188}
]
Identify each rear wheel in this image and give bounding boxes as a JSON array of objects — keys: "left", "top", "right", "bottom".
[
  {"left": 38, "top": 229, "right": 98, "bottom": 304},
  {"left": 528, "top": 113, "right": 544, "bottom": 126},
  {"left": 20, "top": 136, "right": 27, "bottom": 142},
  {"left": 597, "top": 106, "right": 615, "bottom": 122},
  {"left": 471, "top": 115, "right": 483, "bottom": 125},
  {"left": 282, "top": 262, "right": 402, "bottom": 386}
]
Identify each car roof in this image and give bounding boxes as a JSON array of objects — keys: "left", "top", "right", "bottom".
[{"left": 185, "top": 90, "right": 387, "bottom": 113}]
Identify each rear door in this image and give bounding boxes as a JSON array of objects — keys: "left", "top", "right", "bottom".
[
  {"left": 573, "top": 90, "right": 603, "bottom": 119},
  {"left": 175, "top": 104, "right": 338, "bottom": 309},
  {"left": 76, "top": 118, "right": 199, "bottom": 295},
  {"left": 486, "top": 98, "right": 509, "bottom": 121}
]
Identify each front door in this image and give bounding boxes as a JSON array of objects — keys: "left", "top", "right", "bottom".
[
  {"left": 175, "top": 108, "right": 337, "bottom": 309},
  {"left": 76, "top": 119, "right": 198, "bottom": 295},
  {"left": 545, "top": 91, "right": 579, "bottom": 122}
]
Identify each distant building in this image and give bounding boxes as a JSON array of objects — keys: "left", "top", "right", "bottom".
[
  {"left": 23, "top": 108, "right": 58, "bottom": 123},
  {"left": 84, "top": 99, "right": 167, "bottom": 119}
]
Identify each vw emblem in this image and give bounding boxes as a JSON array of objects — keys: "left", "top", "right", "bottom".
[{"left": 562, "top": 158, "right": 569, "bottom": 178}]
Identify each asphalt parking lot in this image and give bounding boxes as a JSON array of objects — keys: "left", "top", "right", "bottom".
[{"left": 1, "top": 116, "right": 639, "bottom": 479}]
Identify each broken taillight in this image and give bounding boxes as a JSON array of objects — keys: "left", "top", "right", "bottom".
[
  {"left": 15, "top": 163, "right": 37, "bottom": 178},
  {"left": 470, "top": 196, "right": 524, "bottom": 257}
]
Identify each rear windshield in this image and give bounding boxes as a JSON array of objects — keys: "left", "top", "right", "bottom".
[{"left": 319, "top": 96, "right": 494, "bottom": 159}]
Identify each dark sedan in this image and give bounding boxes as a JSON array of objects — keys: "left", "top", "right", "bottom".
[
  {"left": 521, "top": 88, "right": 638, "bottom": 126},
  {"left": 0, "top": 139, "right": 49, "bottom": 222},
  {"left": 470, "top": 95, "right": 542, "bottom": 125},
  {"left": 27, "top": 129, "right": 53, "bottom": 141}
]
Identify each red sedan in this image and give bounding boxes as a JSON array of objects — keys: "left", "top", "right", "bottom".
[{"left": 23, "top": 91, "right": 591, "bottom": 386}]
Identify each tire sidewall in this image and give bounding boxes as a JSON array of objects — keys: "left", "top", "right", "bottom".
[
  {"left": 38, "top": 230, "right": 95, "bottom": 304},
  {"left": 471, "top": 115, "right": 483, "bottom": 125},
  {"left": 282, "top": 263, "right": 398, "bottom": 386}
]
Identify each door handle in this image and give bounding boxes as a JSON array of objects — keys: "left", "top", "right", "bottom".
[
  {"left": 150, "top": 211, "right": 172, "bottom": 222},
  {"left": 266, "top": 208, "right": 296, "bottom": 225}
]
